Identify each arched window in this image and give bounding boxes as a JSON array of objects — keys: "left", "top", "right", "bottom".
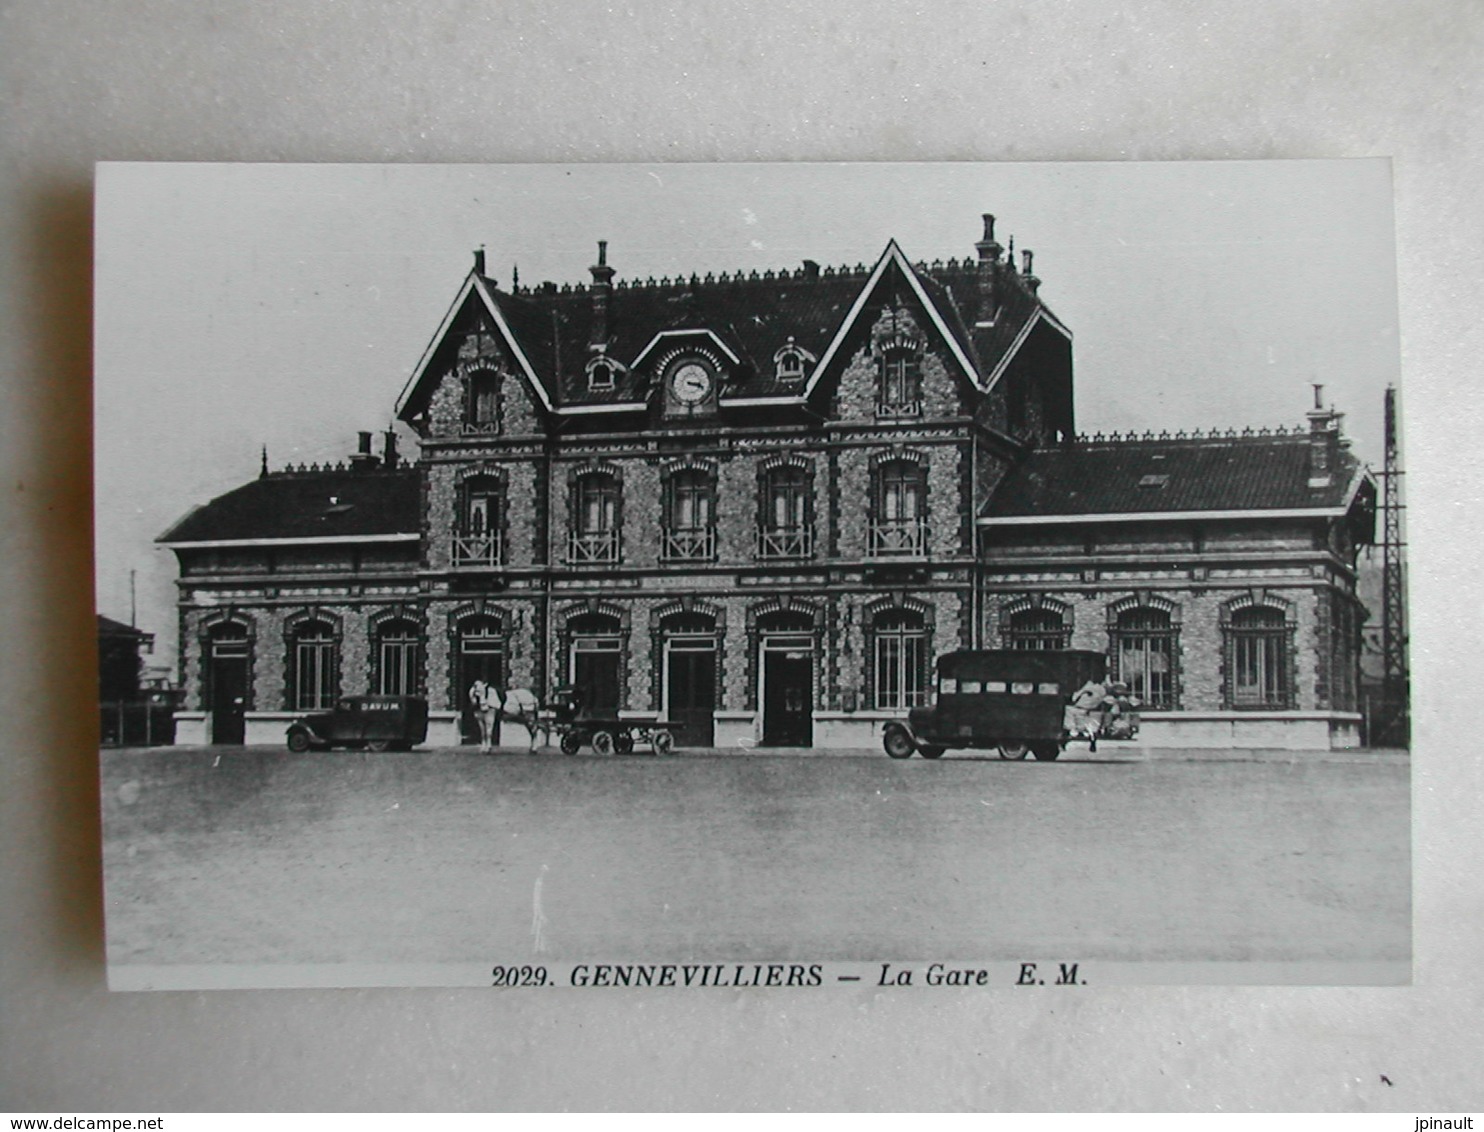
[
  {"left": 587, "top": 358, "right": 617, "bottom": 391},
  {"left": 1110, "top": 605, "right": 1177, "bottom": 709},
  {"left": 663, "top": 468, "right": 716, "bottom": 561},
  {"left": 871, "top": 609, "right": 929, "bottom": 710},
  {"left": 466, "top": 369, "right": 500, "bottom": 433},
  {"left": 1225, "top": 605, "right": 1293, "bottom": 709},
  {"left": 877, "top": 346, "right": 923, "bottom": 417},
  {"left": 759, "top": 465, "right": 812, "bottom": 558},
  {"left": 570, "top": 473, "right": 621, "bottom": 563},
  {"left": 375, "top": 618, "right": 421, "bottom": 696},
  {"left": 289, "top": 619, "right": 338, "bottom": 711},
  {"left": 773, "top": 340, "right": 812, "bottom": 383},
  {"left": 1005, "top": 607, "right": 1070, "bottom": 650},
  {"left": 869, "top": 459, "right": 926, "bottom": 556},
  {"left": 454, "top": 475, "right": 503, "bottom": 566}
]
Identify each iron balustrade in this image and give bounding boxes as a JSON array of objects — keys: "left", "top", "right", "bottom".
[
  {"left": 757, "top": 524, "right": 814, "bottom": 559},
  {"left": 867, "top": 518, "right": 928, "bottom": 556},
  {"left": 451, "top": 529, "right": 503, "bottom": 566},
  {"left": 661, "top": 527, "right": 717, "bottom": 562},
  {"left": 875, "top": 399, "right": 923, "bottom": 419},
  {"left": 568, "top": 530, "right": 621, "bottom": 564}
]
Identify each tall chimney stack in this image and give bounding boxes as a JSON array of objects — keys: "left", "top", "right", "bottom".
[
  {"left": 973, "top": 213, "right": 1003, "bottom": 327},
  {"left": 350, "top": 430, "right": 377, "bottom": 472},
  {"left": 1306, "top": 383, "right": 1344, "bottom": 487},
  {"left": 589, "top": 240, "right": 615, "bottom": 348},
  {"left": 473, "top": 246, "right": 486, "bottom": 276}
]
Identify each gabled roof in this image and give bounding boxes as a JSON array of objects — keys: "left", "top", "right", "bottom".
[
  {"left": 982, "top": 432, "right": 1371, "bottom": 524},
  {"left": 396, "top": 231, "right": 1065, "bottom": 419},
  {"left": 98, "top": 614, "right": 151, "bottom": 641},
  {"left": 159, "top": 468, "right": 420, "bottom": 546}
]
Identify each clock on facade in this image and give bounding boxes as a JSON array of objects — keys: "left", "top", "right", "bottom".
[{"left": 671, "top": 361, "right": 713, "bottom": 405}]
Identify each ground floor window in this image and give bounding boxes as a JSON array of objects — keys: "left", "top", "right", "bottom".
[
  {"left": 290, "top": 620, "right": 337, "bottom": 711},
  {"left": 1226, "top": 605, "right": 1293, "bottom": 709},
  {"left": 376, "top": 619, "right": 421, "bottom": 696},
  {"left": 872, "top": 609, "right": 928, "bottom": 709},
  {"left": 1110, "top": 606, "right": 1176, "bottom": 708}
]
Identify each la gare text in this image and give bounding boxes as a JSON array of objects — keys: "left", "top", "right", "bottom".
[{"left": 493, "top": 962, "right": 1086, "bottom": 987}]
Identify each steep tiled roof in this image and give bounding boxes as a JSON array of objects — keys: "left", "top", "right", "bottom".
[
  {"left": 984, "top": 432, "right": 1366, "bottom": 519},
  {"left": 98, "top": 614, "right": 151, "bottom": 640},
  {"left": 158, "top": 468, "right": 420, "bottom": 543}
]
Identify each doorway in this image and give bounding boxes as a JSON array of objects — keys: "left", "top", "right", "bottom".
[
  {"left": 666, "top": 640, "right": 717, "bottom": 747},
  {"left": 456, "top": 616, "right": 505, "bottom": 745},
  {"left": 207, "top": 626, "right": 250, "bottom": 745},
  {"left": 761, "top": 637, "right": 813, "bottom": 747}
]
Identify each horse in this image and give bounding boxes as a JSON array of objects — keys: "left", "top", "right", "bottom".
[{"left": 494, "top": 686, "right": 544, "bottom": 753}]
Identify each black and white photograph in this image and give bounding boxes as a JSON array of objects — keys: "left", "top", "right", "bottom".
[{"left": 94, "top": 160, "right": 1409, "bottom": 991}]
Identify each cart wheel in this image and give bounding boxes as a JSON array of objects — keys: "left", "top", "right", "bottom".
[
  {"left": 559, "top": 731, "right": 581, "bottom": 756},
  {"left": 1032, "top": 744, "right": 1061, "bottom": 761},
  {"left": 920, "top": 745, "right": 945, "bottom": 759},
  {"left": 592, "top": 730, "right": 616, "bottom": 756},
  {"left": 652, "top": 730, "right": 675, "bottom": 756},
  {"left": 614, "top": 732, "right": 635, "bottom": 755},
  {"left": 366, "top": 739, "right": 391, "bottom": 753},
  {"left": 883, "top": 725, "right": 915, "bottom": 759},
  {"left": 287, "top": 730, "right": 312, "bottom": 754},
  {"left": 997, "top": 742, "right": 1030, "bottom": 760}
]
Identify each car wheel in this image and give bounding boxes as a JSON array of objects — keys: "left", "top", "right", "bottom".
[
  {"left": 592, "top": 730, "right": 616, "bottom": 756},
  {"left": 559, "top": 731, "right": 582, "bottom": 756},
  {"left": 883, "top": 726, "right": 915, "bottom": 759},
  {"left": 997, "top": 742, "right": 1030, "bottom": 760},
  {"left": 614, "top": 732, "right": 635, "bottom": 755},
  {"left": 1032, "top": 744, "right": 1061, "bottom": 761},
  {"left": 652, "top": 730, "right": 675, "bottom": 756},
  {"left": 920, "top": 745, "right": 946, "bottom": 759},
  {"left": 287, "top": 730, "right": 311, "bottom": 754},
  {"left": 366, "top": 739, "right": 391, "bottom": 753}
]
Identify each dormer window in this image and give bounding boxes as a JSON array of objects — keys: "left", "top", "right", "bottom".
[
  {"left": 773, "top": 338, "right": 814, "bottom": 384},
  {"left": 587, "top": 356, "right": 618, "bottom": 392}
]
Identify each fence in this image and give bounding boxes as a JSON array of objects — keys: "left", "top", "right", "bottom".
[{"left": 99, "top": 701, "right": 177, "bottom": 747}]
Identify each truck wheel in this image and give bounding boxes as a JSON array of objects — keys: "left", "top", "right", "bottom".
[
  {"left": 997, "top": 742, "right": 1030, "bottom": 760},
  {"left": 366, "top": 739, "right": 391, "bottom": 753},
  {"left": 920, "top": 745, "right": 945, "bottom": 759},
  {"left": 559, "top": 731, "right": 581, "bottom": 756},
  {"left": 614, "top": 732, "right": 635, "bottom": 755},
  {"left": 883, "top": 726, "right": 916, "bottom": 759},
  {"left": 287, "top": 730, "right": 311, "bottom": 754},
  {"left": 1032, "top": 744, "right": 1061, "bottom": 761},
  {"left": 652, "top": 730, "right": 675, "bottom": 756},
  {"left": 592, "top": 730, "right": 616, "bottom": 756}
]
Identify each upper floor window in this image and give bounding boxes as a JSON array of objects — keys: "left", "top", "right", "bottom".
[
  {"left": 663, "top": 469, "right": 716, "bottom": 561},
  {"left": 1110, "top": 605, "right": 1177, "bottom": 709},
  {"left": 773, "top": 339, "right": 813, "bottom": 384},
  {"left": 869, "top": 459, "right": 927, "bottom": 556},
  {"left": 877, "top": 347, "right": 923, "bottom": 417},
  {"left": 1224, "top": 605, "right": 1292, "bottom": 710},
  {"left": 759, "top": 465, "right": 812, "bottom": 559},
  {"left": 466, "top": 369, "right": 500, "bottom": 433},
  {"left": 570, "top": 472, "right": 621, "bottom": 564},
  {"left": 453, "top": 475, "right": 504, "bottom": 566},
  {"left": 1005, "top": 607, "right": 1070, "bottom": 650}
]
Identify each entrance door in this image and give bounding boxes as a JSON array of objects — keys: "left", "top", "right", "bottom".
[
  {"left": 666, "top": 643, "right": 716, "bottom": 747},
  {"left": 207, "top": 632, "right": 249, "bottom": 745},
  {"left": 458, "top": 620, "right": 505, "bottom": 745},
  {"left": 762, "top": 647, "right": 813, "bottom": 747},
  {"left": 573, "top": 645, "right": 621, "bottom": 717}
]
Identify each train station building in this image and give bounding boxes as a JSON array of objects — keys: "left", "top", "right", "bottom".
[{"left": 159, "top": 215, "right": 1376, "bottom": 750}]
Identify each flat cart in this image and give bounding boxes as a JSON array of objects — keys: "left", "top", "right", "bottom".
[
  {"left": 548, "top": 686, "right": 679, "bottom": 756},
  {"left": 881, "top": 650, "right": 1138, "bottom": 761}
]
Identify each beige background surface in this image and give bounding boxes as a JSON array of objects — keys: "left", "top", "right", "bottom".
[{"left": 1, "top": 0, "right": 1480, "bottom": 1111}]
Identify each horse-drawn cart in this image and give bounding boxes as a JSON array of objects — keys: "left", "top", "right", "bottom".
[{"left": 548, "top": 687, "right": 680, "bottom": 756}]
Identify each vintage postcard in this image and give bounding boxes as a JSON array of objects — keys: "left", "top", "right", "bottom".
[{"left": 94, "top": 161, "right": 1409, "bottom": 990}]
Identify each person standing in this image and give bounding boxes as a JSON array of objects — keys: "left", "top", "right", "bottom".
[{"left": 469, "top": 678, "right": 500, "bottom": 752}]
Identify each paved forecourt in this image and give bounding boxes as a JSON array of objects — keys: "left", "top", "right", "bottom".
[{"left": 100, "top": 744, "right": 1410, "bottom": 973}]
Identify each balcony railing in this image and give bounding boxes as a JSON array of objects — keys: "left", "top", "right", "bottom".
[
  {"left": 661, "top": 527, "right": 717, "bottom": 562},
  {"left": 867, "top": 518, "right": 928, "bottom": 557},
  {"left": 757, "top": 524, "right": 814, "bottom": 560},
  {"left": 875, "top": 399, "right": 922, "bottom": 419},
  {"left": 567, "top": 529, "right": 621, "bottom": 565},
  {"left": 451, "top": 529, "right": 504, "bottom": 567},
  {"left": 460, "top": 420, "right": 501, "bottom": 436}
]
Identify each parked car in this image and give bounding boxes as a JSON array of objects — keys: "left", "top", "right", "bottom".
[
  {"left": 286, "top": 695, "right": 429, "bottom": 752},
  {"left": 882, "top": 649, "right": 1129, "bottom": 761}
]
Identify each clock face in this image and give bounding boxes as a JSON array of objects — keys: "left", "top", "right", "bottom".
[{"left": 671, "top": 362, "right": 713, "bottom": 405}]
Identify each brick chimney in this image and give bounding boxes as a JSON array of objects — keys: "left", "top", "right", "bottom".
[
  {"left": 1306, "top": 383, "right": 1344, "bottom": 487},
  {"left": 973, "top": 213, "right": 1003, "bottom": 326},
  {"left": 1022, "top": 249, "right": 1040, "bottom": 294},
  {"left": 382, "top": 429, "right": 399, "bottom": 470},
  {"left": 350, "top": 430, "right": 378, "bottom": 472},
  {"left": 589, "top": 240, "right": 615, "bottom": 349},
  {"left": 473, "top": 246, "right": 486, "bottom": 276}
]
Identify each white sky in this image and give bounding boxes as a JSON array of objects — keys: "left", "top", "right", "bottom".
[{"left": 93, "top": 161, "right": 1401, "bottom": 668}]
